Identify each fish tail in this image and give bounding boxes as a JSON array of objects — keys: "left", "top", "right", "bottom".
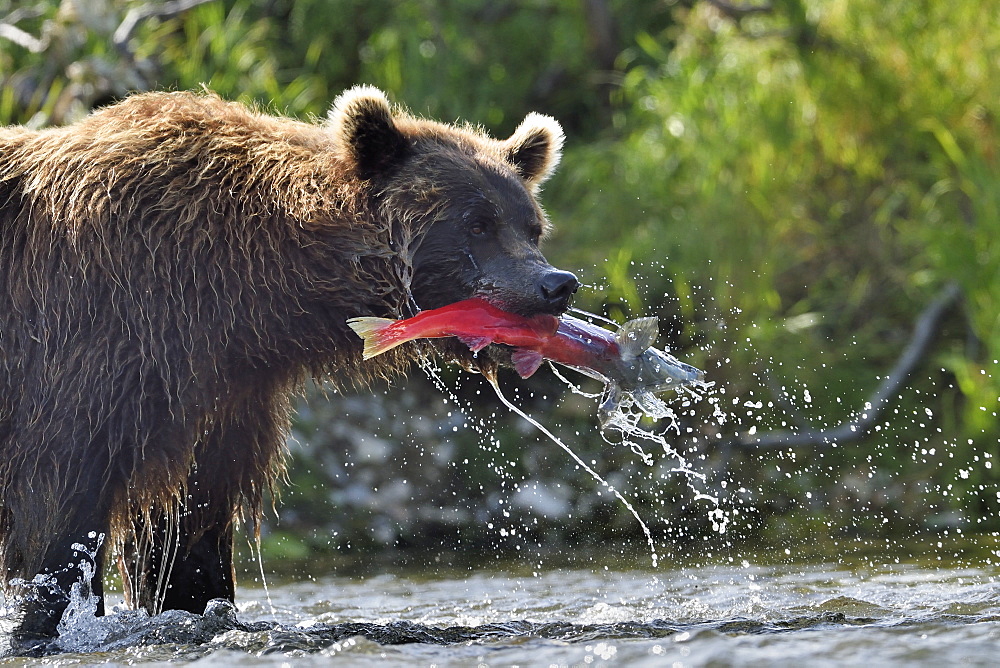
[{"left": 346, "top": 316, "right": 402, "bottom": 359}]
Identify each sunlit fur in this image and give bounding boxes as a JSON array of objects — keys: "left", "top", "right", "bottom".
[{"left": 0, "top": 88, "right": 563, "bottom": 624}]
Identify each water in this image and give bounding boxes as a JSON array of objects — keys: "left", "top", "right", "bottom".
[{"left": 4, "top": 547, "right": 1000, "bottom": 665}]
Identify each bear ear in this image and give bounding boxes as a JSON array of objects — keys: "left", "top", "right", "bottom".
[
  {"left": 329, "top": 85, "right": 408, "bottom": 179},
  {"left": 504, "top": 112, "right": 565, "bottom": 188}
]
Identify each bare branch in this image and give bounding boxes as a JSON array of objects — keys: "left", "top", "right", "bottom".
[
  {"left": 3, "top": 4, "right": 47, "bottom": 26},
  {"left": 0, "top": 21, "right": 47, "bottom": 53},
  {"left": 739, "top": 282, "right": 962, "bottom": 449},
  {"left": 582, "top": 0, "right": 619, "bottom": 72},
  {"left": 113, "top": 0, "right": 216, "bottom": 53},
  {"left": 704, "top": 0, "right": 773, "bottom": 21}
]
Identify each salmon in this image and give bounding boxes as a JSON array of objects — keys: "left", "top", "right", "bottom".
[{"left": 347, "top": 298, "right": 705, "bottom": 426}]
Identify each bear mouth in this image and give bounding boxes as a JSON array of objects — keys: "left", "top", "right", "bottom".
[{"left": 470, "top": 290, "right": 573, "bottom": 319}]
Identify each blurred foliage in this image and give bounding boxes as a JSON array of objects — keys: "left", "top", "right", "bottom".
[
  {"left": 2, "top": 0, "right": 998, "bottom": 560},
  {"left": 546, "top": 0, "right": 1000, "bottom": 529}
]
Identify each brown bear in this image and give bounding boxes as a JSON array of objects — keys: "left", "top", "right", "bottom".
[{"left": 0, "top": 86, "right": 578, "bottom": 644}]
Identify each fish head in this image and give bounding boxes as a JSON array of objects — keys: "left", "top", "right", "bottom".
[
  {"left": 597, "top": 348, "right": 706, "bottom": 429},
  {"left": 613, "top": 317, "right": 704, "bottom": 391},
  {"left": 634, "top": 347, "right": 705, "bottom": 393},
  {"left": 594, "top": 317, "right": 706, "bottom": 428}
]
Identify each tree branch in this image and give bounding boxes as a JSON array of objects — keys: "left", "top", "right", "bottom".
[
  {"left": 0, "top": 5, "right": 49, "bottom": 53},
  {"left": 0, "top": 22, "right": 46, "bottom": 52},
  {"left": 738, "top": 281, "right": 963, "bottom": 449},
  {"left": 112, "top": 0, "right": 216, "bottom": 54},
  {"left": 703, "top": 0, "right": 773, "bottom": 21}
]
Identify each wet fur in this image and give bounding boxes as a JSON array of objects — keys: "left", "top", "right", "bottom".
[{"left": 0, "top": 87, "right": 564, "bottom": 636}]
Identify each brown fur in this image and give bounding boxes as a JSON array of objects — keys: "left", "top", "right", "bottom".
[{"left": 0, "top": 87, "right": 566, "bottom": 637}]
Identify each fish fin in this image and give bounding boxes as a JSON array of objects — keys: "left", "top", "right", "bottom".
[
  {"left": 457, "top": 335, "right": 492, "bottom": 353},
  {"left": 346, "top": 316, "right": 400, "bottom": 359},
  {"left": 598, "top": 384, "right": 623, "bottom": 429},
  {"left": 616, "top": 317, "right": 658, "bottom": 358},
  {"left": 511, "top": 349, "right": 544, "bottom": 378},
  {"left": 556, "top": 363, "right": 610, "bottom": 384}
]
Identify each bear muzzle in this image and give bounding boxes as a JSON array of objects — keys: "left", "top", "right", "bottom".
[{"left": 538, "top": 269, "right": 580, "bottom": 313}]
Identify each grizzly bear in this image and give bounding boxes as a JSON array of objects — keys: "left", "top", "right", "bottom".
[{"left": 0, "top": 86, "right": 578, "bottom": 643}]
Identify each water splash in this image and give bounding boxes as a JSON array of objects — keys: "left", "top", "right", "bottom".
[
  {"left": 415, "top": 345, "right": 731, "bottom": 561},
  {"left": 55, "top": 570, "right": 107, "bottom": 652},
  {"left": 247, "top": 534, "right": 276, "bottom": 617},
  {"left": 549, "top": 354, "right": 728, "bottom": 532},
  {"left": 484, "top": 372, "right": 661, "bottom": 568},
  {"left": 54, "top": 534, "right": 114, "bottom": 653},
  {"left": 599, "top": 383, "right": 722, "bottom": 506}
]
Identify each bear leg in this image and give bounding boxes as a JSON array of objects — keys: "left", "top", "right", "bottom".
[
  {"left": 157, "top": 522, "right": 235, "bottom": 614},
  {"left": 118, "top": 390, "right": 284, "bottom": 618},
  {"left": 119, "top": 511, "right": 234, "bottom": 616}
]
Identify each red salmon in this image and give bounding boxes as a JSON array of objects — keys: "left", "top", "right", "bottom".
[
  {"left": 347, "top": 298, "right": 705, "bottom": 426},
  {"left": 346, "top": 298, "right": 559, "bottom": 363}
]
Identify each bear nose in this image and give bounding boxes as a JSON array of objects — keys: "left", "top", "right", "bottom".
[{"left": 539, "top": 270, "right": 579, "bottom": 310}]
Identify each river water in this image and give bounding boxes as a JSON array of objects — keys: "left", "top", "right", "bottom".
[{"left": 4, "top": 543, "right": 1000, "bottom": 666}]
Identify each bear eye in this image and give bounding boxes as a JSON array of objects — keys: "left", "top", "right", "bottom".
[{"left": 469, "top": 221, "right": 490, "bottom": 237}]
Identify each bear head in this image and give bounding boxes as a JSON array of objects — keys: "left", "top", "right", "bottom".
[{"left": 329, "top": 86, "right": 579, "bottom": 318}]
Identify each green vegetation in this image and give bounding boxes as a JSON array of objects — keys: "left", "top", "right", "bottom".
[{"left": 3, "top": 0, "right": 997, "bottom": 559}]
